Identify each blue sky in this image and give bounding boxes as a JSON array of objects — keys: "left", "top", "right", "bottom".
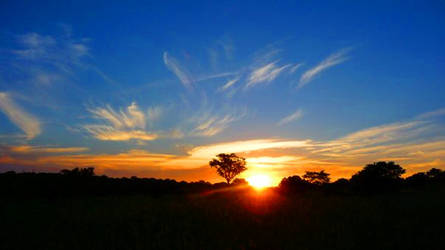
[{"left": 1, "top": 1, "right": 445, "bottom": 183}]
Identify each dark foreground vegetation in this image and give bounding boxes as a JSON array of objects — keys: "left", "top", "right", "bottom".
[{"left": 1, "top": 162, "right": 445, "bottom": 250}]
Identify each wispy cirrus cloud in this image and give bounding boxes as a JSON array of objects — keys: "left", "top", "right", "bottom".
[
  {"left": 218, "top": 78, "right": 239, "bottom": 92},
  {"left": 7, "top": 145, "right": 88, "bottom": 154},
  {"left": 192, "top": 113, "right": 244, "bottom": 137},
  {"left": 163, "top": 52, "right": 194, "bottom": 89},
  {"left": 246, "top": 61, "right": 291, "bottom": 88},
  {"left": 147, "top": 106, "right": 163, "bottom": 128},
  {"left": 277, "top": 108, "right": 303, "bottom": 126},
  {"left": 85, "top": 102, "right": 157, "bottom": 141},
  {"left": 299, "top": 48, "right": 351, "bottom": 88},
  {"left": 89, "top": 102, "right": 146, "bottom": 129},
  {"left": 415, "top": 108, "right": 445, "bottom": 120},
  {"left": 3, "top": 28, "right": 117, "bottom": 92},
  {"left": 0, "top": 92, "right": 41, "bottom": 139},
  {"left": 289, "top": 63, "right": 304, "bottom": 74},
  {"left": 14, "top": 32, "right": 89, "bottom": 67},
  {"left": 84, "top": 126, "right": 157, "bottom": 141}
]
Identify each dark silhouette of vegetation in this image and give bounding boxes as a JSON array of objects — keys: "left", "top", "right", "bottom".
[
  {"left": 279, "top": 175, "right": 312, "bottom": 192},
  {"left": 209, "top": 153, "right": 247, "bottom": 184},
  {"left": 278, "top": 161, "right": 445, "bottom": 195},
  {"left": 1, "top": 161, "right": 445, "bottom": 249},
  {"left": 60, "top": 167, "right": 95, "bottom": 177},
  {"left": 303, "top": 170, "right": 330, "bottom": 185},
  {"left": 350, "top": 161, "right": 405, "bottom": 193}
]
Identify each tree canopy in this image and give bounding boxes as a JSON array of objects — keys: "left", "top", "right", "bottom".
[
  {"left": 351, "top": 161, "right": 406, "bottom": 182},
  {"left": 209, "top": 153, "right": 247, "bottom": 184},
  {"left": 303, "top": 170, "right": 330, "bottom": 185}
]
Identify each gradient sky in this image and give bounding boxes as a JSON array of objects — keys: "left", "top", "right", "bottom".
[{"left": 1, "top": 0, "right": 445, "bottom": 184}]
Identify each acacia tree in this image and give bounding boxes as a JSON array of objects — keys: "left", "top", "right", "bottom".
[{"left": 209, "top": 153, "right": 247, "bottom": 184}]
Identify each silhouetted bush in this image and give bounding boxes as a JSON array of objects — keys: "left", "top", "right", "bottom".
[
  {"left": 326, "top": 178, "right": 351, "bottom": 194},
  {"left": 279, "top": 175, "right": 313, "bottom": 193},
  {"left": 406, "top": 172, "right": 429, "bottom": 187}
]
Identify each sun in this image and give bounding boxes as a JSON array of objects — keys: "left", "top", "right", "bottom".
[{"left": 247, "top": 174, "right": 272, "bottom": 189}]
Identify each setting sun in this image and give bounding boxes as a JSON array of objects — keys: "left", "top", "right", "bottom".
[{"left": 247, "top": 175, "right": 272, "bottom": 189}]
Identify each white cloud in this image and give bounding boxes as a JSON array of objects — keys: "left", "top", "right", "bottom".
[
  {"left": 299, "top": 48, "right": 351, "bottom": 88},
  {"left": 84, "top": 125, "right": 157, "bottom": 141},
  {"left": 246, "top": 62, "right": 291, "bottom": 88},
  {"left": 277, "top": 108, "right": 303, "bottom": 126},
  {"left": 189, "top": 139, "right": 312, "bottom": 158},
  {"left": 89, "top": 102, "right": 145, "bottom": 129},
  {"left": 0, "top": 92, "right": 41, "bottom": 139},
  {"left": 85, "top": 102, "right": 157, "bottom": 141},
  {"left": 163, "top": 52, "right": 194, "bottom": 89}
]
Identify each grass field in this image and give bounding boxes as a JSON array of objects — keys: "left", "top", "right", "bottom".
[{"left": 2, "top": 187, "right": 445, "bottom": 250}]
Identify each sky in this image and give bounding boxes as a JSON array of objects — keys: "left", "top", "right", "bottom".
[{"left": 0, "top": 0, "right": 445, "bottom": 184}]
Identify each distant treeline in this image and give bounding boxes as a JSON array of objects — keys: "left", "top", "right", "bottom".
[
  {"left": 1, "top": 161, "right": 445, "bottom": 198},
  {"left": 279, "top": 161, "right": 445, "bottom": 194}
]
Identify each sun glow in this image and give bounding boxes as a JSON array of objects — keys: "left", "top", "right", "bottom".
[{"left": 247, "top": 174, "right": 272, "bottom": 189}]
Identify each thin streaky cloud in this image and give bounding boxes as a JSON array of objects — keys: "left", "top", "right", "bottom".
[
  {"left": 277, "top": 108, "right": 303, "bottom": 126},
  {"left": 196, "top": 72, "right": 238, "bottom": 82},
  {"left": 84, "top": 125, "right": 157, "bottom": 141},
  {"left": 192, "top": 114, "right": 238, "bottom": 137},
  {"left": 9, "top": 145, "right": 88, "bottom": 154},
  {"left": 218, "top": 78, "right": 239, "bottom": 91},
  {"left": 299, "top": 48, "right": 351, "bottom": 88},
  {"left": 163, "top": 52, "right": 193, "bottom": 89},
  {"left": 246, "top": 62, "right": 291, "bottom": 88},
  {"left": 0, "top": 92, "right": 41, "bottom": 139},
  {"left": 289, "top": 63, "right": 304, "bottom": 74},
  {"left": 416, "top": 108, "right": 445, "bottom": 120}
]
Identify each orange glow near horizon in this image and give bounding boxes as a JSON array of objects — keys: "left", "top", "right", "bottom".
[{"left": 247, "top": 174, "right": 273, "bottom": 189}]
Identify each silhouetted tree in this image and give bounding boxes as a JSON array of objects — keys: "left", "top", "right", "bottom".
[
  {"left": 209, "top": 153, "right": 247, "bottom": 184},
  {"left": 303, "top": 170, "right": 330, "bottom": 185},
  {"left": 426, "top": 168, "right": 444, "bottom": 179},
  {"left": 351, "top": 161, "right": 405, "bottom": 192}
]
